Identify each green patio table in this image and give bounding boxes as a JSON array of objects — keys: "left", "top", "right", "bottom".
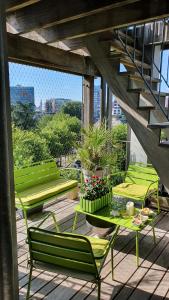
[{"left": 73, "top": 205, "right": 156, "bottom": 267}]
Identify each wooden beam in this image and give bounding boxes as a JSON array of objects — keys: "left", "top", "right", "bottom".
[
  {"left": 35, "top": 0, "right": 169, "bottom": 42},
  {"left": 0, "top": 2, "right": 18, "bottom": 299},
  {"left": 6, "top": 0, "right": 139, "bottom": 34},
  {"left": 6, "top": 0, "right": 40, "bottom": 13},
  {"left": 82, "top": 76, "right": 94, "bottom": 127},
  {"left": 7, "top": 33, "right": 98, "bottom": 76}
]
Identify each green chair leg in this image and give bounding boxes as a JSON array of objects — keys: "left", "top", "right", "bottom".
[
  {"left": 51, "top": 212, "right": 60, "bottom": 233},
  {"left": 111, "top": 225, "right": 120, "bottom": 280},
  {"left": 97, "top": 279, "right": 101, "bottom": 300},
  {"left": 152, "top": 224, "right": 156, "bottom": 244},
  {"left": 157, "top": 197, "right": 160, "bottom": 214},
  {"left": 72, "top": 211, "right": 78, "bottom": 232},
  {"left": 23, "top": 208, "right": 28, "bottom": 231},
  {"left": 37, "top": 211, "right": 60, "bottom": 232},
  {"left": 136, "top": 231, "right": 139, "bottom": 267},
  {"left": 26, "top": 264, "right": 33, "bottom": 300}
]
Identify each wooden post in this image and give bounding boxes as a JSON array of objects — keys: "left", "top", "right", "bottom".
[
  {"left": 100, "top": 77, "right": 106, "bottom": 124},
  {"left": 82, "top": 75, "right": 94, "bottom": 128},
  {"left": 0, "top": 2, "right": 19, "bottom": 299},
  {"left": 106, "top": 86, "right": 112, "bottom": 129}
]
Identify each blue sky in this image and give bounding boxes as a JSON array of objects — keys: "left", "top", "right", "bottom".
[
  {"left": 9, "top": 51, "right": 169, "bottom": 107},
  {"left": 9, "top": 63, "right": 83, "bottom": 106}
]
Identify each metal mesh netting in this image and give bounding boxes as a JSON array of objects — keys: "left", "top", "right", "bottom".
[
  {"left": 9, "top": 62, "right": 128, "bottom": 173},
  {"left": 9, "top": 62, "right": 82, "bottom": 168}
]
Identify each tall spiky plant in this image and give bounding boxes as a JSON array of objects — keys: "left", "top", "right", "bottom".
[{"left": 77, "top": 124, "right": 114, "bottom": 173}]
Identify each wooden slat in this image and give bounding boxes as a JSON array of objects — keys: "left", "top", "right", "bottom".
[
  {"left": 7, "top": 33, "right": 98, "bottom": 76},
  {"left": 6, "top": 0, "right": 40, "bottom": 13},
  {"left": 6, "top": 0, "right": 139, "bottom": 34},
  {"left": 33, "top": 0, "right": 169, "bottom": 42}
]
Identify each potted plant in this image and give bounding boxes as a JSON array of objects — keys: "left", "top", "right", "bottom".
[
  {"left": 77, "top": 124, "right": 114, "bottom": 178},
  {"left": 80, "top": 176, "right": 112, "bottom": 213}
]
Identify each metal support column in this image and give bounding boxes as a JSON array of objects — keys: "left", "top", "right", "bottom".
[
  {"left": 0, "top": 2, "right": 19, "bottom": 299},
  {"left": 82, "top": 75, "right": 94, "bottom": 128}
]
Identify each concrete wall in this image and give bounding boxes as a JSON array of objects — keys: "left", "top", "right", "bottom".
[{"left": 130, "top": 129, "right": 148, "bottom": 164}]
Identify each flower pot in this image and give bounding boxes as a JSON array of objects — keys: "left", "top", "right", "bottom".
[
  {"left": 80, "top": 192, "right": 112, "bottom": 213},
  {"left": 95, "top": 169, "right": 104, "bottom": 177}
]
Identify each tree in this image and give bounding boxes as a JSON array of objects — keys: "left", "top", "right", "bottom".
[
  {"left": 112, "top": 124, "right": 127, "bottom": 142},
  {"left": 11, "top": 102, "right": 37, "bottom": 130},
  {"left": 112, "top": 124, "right": 128, "bottom": 171},
  {"left": 61, "top": 101, "right": 82, "bottom": 119},
  {"left": 37, "top": 113, "right": 81, "bottom": 158},
  {"left": 13, "top": 126, "right": 51, "bottom": 168}
]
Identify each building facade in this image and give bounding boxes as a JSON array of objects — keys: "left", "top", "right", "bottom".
[
  {"left": 44, "top": 98, "right": 71, "bottom": 114},
  {"left": 93, "top": 85, "right": 101, "bottom": 122},
  {"left": 10, "top": 85, "right": 34, "bottom": 105}
]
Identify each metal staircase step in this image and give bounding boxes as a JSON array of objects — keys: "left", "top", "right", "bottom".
[
  {"left": 127, "top": 88, "right": 169, "bottom": 97},
  {"left": 110, "top": 39, "right": 142, "bottom": 57},
  {"left": 147, "top": 122, "right": 169, "bottom": 129},
  {"left": 119, "top": 71, "right": 160, "bottom": 83},
  {"left": 110, "top": 54, "right": 151, "bottom": 70},
  {"left": 138, "top": 106, "right": 155, "bottom": 110},
  {"left": 117, "top": 30, "right": 134, "bottom": 45}
]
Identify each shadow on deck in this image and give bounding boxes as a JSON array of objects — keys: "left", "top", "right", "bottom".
[{"left": 17, "top": 197, "right": 169, "bottom": 300}]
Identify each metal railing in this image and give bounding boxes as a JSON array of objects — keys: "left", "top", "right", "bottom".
[{"left": 115, "top": 17, "right": 169, "bottom": 121}]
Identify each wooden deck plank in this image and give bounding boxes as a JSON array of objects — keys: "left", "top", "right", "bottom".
[
  {"left": 16, "top": 198, "right": 169, "bottom": 300},
  {"left": 150, "top": 272, "right": 169, "bottom": 300},
  {"left": 110, "top": 213, "right": 169, "bottom": 300}
]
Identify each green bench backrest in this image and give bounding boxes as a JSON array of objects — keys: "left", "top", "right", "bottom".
[
  {"left": 15, "top": 161, "right": 60, "bottom": 192},
  {"left": 28, "top": 227, "right": 98, "bottom": 275},
  {"left": 125, "top": 164, "right": 158, "bottom": 186}
]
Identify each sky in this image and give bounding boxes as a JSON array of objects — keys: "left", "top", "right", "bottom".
[
  {"left": 9, "top": 51, "right": 169, "bottom": 107},
  {"left": 9, "top": 62, "right": 83, "bottom": 106}
]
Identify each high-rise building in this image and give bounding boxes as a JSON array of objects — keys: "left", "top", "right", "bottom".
[
  {"left": 112, "top": 97, "right": 122, "bottom": 116},
  {"left": 10, "top": 85, "right": 34, "bottom": 105},
  {"left": 112, "top": 97, "right": 127, "bottom": 124},
  {"left": 94, "top": 85, "right": 101, "bottom": 122},
  {"left": 44, "top": 98, "right": 71, "bottom": 114}
]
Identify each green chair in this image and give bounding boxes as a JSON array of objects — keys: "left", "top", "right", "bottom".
[
  {"left": 15, "top": 160, "right": 79, "bottom": 231},
  {"left": 112, "top": 163, "right": 160, "bottom": 212},
  {"left": 26, "top": 227, "right": 117, "bottom": 300}
]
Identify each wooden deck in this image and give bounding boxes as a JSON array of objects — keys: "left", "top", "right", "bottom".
[{"left": 17, "top": 197, "right": 169, "bottom": 300}]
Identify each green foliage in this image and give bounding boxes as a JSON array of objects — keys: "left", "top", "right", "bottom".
[
  {"left": 60, "top": 168, "right": 81, "bottom": 181},
  {"left": 38, "top": 113, "right": 81, "bottom": 157},
  {"left": 11, "top": 102, "right": 37, "bottom": 130},
  {"left": 77, "top": 125, "right": 113, "bottom": 172},
  {"left": 12, "top": 112, "right": 81, "bottom": 168},
  {"left": 61, "top": 101, "right": 82, "bottom": 119},
  {"left": 112, "top": 124, "right": 127, "bottom": 142},
  {"left": 111, "top": 124, "right": 128, "bottom": 172},
  {"left": 13, "top": 126, "right": 51, "bottom": 168}
]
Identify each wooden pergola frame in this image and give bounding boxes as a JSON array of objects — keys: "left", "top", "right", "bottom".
[{"left": 0, "top": 1, "right": 169, "bottom": 299}]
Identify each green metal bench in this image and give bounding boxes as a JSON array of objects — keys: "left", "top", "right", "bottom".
[
  {"left": 26, "top": 227, "right": 116, "bottom": 300},
  {"left": 112, "top": 163, "right": 160, "bottom": 212},
  {"left": 15, "top": 160, "right": 79, "bottom": 229}
]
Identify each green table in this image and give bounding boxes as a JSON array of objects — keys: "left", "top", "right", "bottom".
[{"left": 73, "top": 205, "right": 156, "bottom": 267}]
